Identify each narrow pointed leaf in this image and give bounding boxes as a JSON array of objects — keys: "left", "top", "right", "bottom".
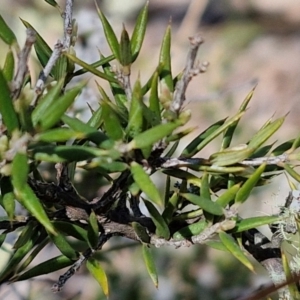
[
  {"left": 162, "top": 169, "right": 201, "bottom": 186},
  {"left": 49, "top": 232, "right": 77, "bottom": 260},
  {"left": 159, "top": 24, "right": 173, "bottom": 91},
  {"left": 96, "top": 3, "right": 120, "bottom": 61},
  {"left": 144, "top": 200, "right": 170, "bottom": 239},
  {"left": 0, "top": 225, "right": 40, "bottom": 282},
  {"left": 0, "top": 14, "right": 18, "bottom": 46},
  {"left": 0, "top": 70, "right": 19, "bottom": 134},
  {"left": 216, "top": 183, "right": 241, "bottom": 207},
  {"left": 149, "top": 71, "right": 161, "bottom": 121},
  {"left": 221, "top": 87, "right": 255, "bottom": 149},
  {"left": 32, "top": 78, "right": 64, "bottom": 127},
  {"left": 127, "top": 79, "right": 143, "bottom": 137},
  {"left": 119, "top": 25, "right": 132, "bottom": 69},
  {"left": 173, "top": 219, "right": 207, "bottom": 240},
  {"left": 248, "top": 117, "right": 285, "bottom": 150},
  {"left": 53, "top": 221, "right": 88, "bottom": 242},
  {"left": 181, "top": 118, "right": 226, "bottom": 158},
  {"left": 73, "top": 55, "right": 114, "bottom": 77},
  {"left": 13, "top": 221, "right": 37, "bottom": 249},
  {"left": 282, "top": 163, "right": 300, "bottom": 182},
  {"left": 231, "top": 215, "right": 282, "bottom": 233},
  {"left": 64, "top": 52, "right": 118, "bottom": 83},
  {"left": 210, "top": 147, "right": 253, "bottom": 167},
  {"left": 130, "top": 162, "right": 162, "bottom": 205},
  {"left": 44, "top": 0, "right": 59, "bottom": 7},
  {"left": 219, "top": 232, "right": 254, "bottom": 272},
  {"left": 132, "top": 221, "right": 150, "bottom": 244},
  {"left": 142, "top": 244, "right": 158, "bottom": 288},
  {"left": 101, "top": 101, "right": 123, "bottom": 140},
  {"left": 235, "top": 163, "right": 266, "bottom": 204},
  {"left": 12, "top": 153, "right": 56, "bottom": 234},
  {"left": 87, "top": 211, "right": 99, "bottom": 249},
  {"left": 87, "top": 258, "right": 109, "bottom": 298},
  {"left": 39, "top": 83, "right": 84, "bottom": 130},
  {"left": 12, "top": 255, "right": 73, "bottom": 282},
  {"left": 128, "top": 122, "right": 180, "bottom": 150},
  {"left": 162, "top": 192, "right": 179, "bottom": 224},
  {"left": 131, "top": 2, "right": 148, "bottom": 61},
  {"left": 35, "top": 128, "right": 85, "bottom": 142},
  {"left": 0, "top": 176, "right": 15, "bottom": 220},
  {"left": 3, "top": 49, "right": 15, "bottom": 81},
  {"left": 62, "top": 114, "right": 108, "bottom": 145},
  {"left": 181, "top": 193, "right": 223, "bottom": 216}
]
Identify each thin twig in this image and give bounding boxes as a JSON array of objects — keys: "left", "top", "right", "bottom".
[
  {"left": 32, "top": 40, "right": 63, "bottom": 104},
  {"left": 63, "top": 0, "right": 74, "bottom": 50},
  {"left": 11, "top": 28, "right": 36, "bottom": 100},
  {"left": 170, "top": 33, "right": 206, "bottom": 114},
  {"left": 52, "top": 233, "right": 111, "bottom": 292}
]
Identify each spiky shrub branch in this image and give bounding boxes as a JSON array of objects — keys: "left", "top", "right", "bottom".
[{"left": 0, "top": 1, "right": 300, "bottom": 299}]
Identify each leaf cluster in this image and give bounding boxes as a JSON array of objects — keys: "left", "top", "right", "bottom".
[{"left": 0, "top": 1, "right": 300, "bottom": 298}]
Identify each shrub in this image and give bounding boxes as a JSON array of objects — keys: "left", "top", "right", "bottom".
[{"left": 0, "top": 1, "right": 300, "bottom": 299}]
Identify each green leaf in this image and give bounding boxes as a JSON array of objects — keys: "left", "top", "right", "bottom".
[
  {"left": 87, "top": 258, "right": 109, "bottom": 298},
  {"left": 205, "top": 240, "right": 229, "bottom": 252},
  {"left": 142, "top": 244, "right": 158, "bottom": 288},
  {"left": 128, "top": 122, "right": 180, "bottom": 150},
  {"left": 0, "top": 70, "right": 19, "bottom": 134},
  {"left": 126, "top": 78, "right": 143, "bottom": 137},
  {"left": 149, "top": 71, "right": 161, "bottom": 122},
  {"left": 32, "top": 78, "right": 64, "bottom": 127},
  {"left": 210, "top": 146, "right": 252, "bottom": 167},
  {"left": 130, "top": 162, "right": 162, "bottom": 205},
  {"left": 64, "top": 52, "right": 118, "bottom": 83},
  {"left": 39, "top": 82, "right": 85, "bottom": 130},
  {"left": 282, "top": 163, "right": 300, "bottom": 183},
  {"left": 221, "top": 87, "right": 255, "bottom": 149},
  {"left": 73, "top": 55, "right": 114, "bottom": 77},
  {"left": 131, "top": 2, "right": 148, "bottom": 62},
  {"left": 231, "top": 215, "right": 282, "bottom": 233},
  {"left": 62, "top": 114, "right": 108, "bottom": 145},
  {"left": 49, "top": 232, "right": 77, "bottom": 260},
  {"left": 159, "top": 24, "right": 173, "bottom": 92},
  {"left": 234, "top": 163, "right": 266, "bottom": 204},
  {"left": 44, "top": 0, "right": 59, "bottom": 7},
  {"left": 248, "top": 117, "right": 285, "bottom": 150},
  {"left": 215, "top": 183, "right": 241, "bottom": 207},
  {"left": 132, "top": 221, "right": 150, "bottom": 244},
  {"left": 181, "top": 118, "right": 226, "bottom": 158},
  {"left": 11, "top": 152, "right": 29, "bottom": 189},
  {"left": 162, "top": 192, "right": 179, "bottom": 224},
  {"left": 101, "top": 101, "right": 123, "bottom": 140},
  {"left": 173, "top": 219, "right": 207, "bottom": 240},
  {"left": 96, "top": 3, "right": 120, "bottom": 61},
  {"left": 144, "top": 200, "right": 170, "bottom": 239},
  {"left": 219, "top": 231, "right": 254, "bottom": 272},
  {"left": 12, "top": 255, "right": 73, "bottom": 282},
  {"left": 0, "top": 14, "right": 18, "bottom": 47},
  {"left": 87, "top": 211, "right": 99, "bottom": 249},
  {"left": 0, "top": 225, "right": 40, "bottom": 282},
  {"left": 0, "top": 176, "right": 15, "bottom": 220},
  {"left": 53, "top": 221, "right": 88, "bottom": 242},
  {"left": 181, "top": 193, "right": 223, "bottom": 216},
  {"left": 34, "top": 128, "right": 85, "bottom": 142},
  {"left": 12, "top": 153, "right": 56, "bottom": 234},
  {"left": 3, "top": 49, "right": 15, "bottom": 81},
  {"left": 119, "top": 25, "right": 132, "bottom": 69},
  {"left": 13, "top": 221, "right": 37, "bottom": 249}
]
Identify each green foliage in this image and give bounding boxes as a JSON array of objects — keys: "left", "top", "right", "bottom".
[{"left": 1, "top": 2, "right": 300, "bottom": 299}]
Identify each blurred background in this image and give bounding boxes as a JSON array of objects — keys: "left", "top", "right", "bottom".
[{"left": 1, "top": 0, "right": 300, "bottom": 299}]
